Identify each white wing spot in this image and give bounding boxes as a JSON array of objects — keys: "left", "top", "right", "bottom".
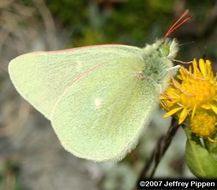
[
  {"left": 76, "top": 61, "right": 83, "bottom": 71},
  {"left": 94, "top": 98, "right": 102, "bottom": 110}
]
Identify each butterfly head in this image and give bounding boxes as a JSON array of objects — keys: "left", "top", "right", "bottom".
[
  {"left": 140, "top": 38, "right": 179, "bottom": 93},
  {"left": 158, "top": 38, "right": 179, "bottom": 59}
]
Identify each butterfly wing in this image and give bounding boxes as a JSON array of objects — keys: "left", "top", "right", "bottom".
[{"left": 9, "top": 45, "right": 159, "bottom": 161}]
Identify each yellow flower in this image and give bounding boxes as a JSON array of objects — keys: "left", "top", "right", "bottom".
[
  {"left": 161, "top": 58, "right": 217, "bottom": 125},
  {"left": 190, "top": 110, "right": 216, "bottom": 138}
]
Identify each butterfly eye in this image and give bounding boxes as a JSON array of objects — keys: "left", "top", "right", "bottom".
[{"left": 158, "top": 41, "right": 171, "bottom": 57}]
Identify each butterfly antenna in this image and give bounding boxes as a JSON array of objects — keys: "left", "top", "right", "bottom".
[
  {"left": 164, "top": 9, "right": 192, "bottom": 38},
  {"left": 178, "top": 41, "right": 195, "bottom": 47}
]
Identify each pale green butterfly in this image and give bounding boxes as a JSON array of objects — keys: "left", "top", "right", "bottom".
[{"left": 8, "top": 11, "right": 191, "bottom": 161}]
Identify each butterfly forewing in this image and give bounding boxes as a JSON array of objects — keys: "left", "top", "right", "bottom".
[{"left": 9, "top": 45, "right": 142, "bottom": 119}]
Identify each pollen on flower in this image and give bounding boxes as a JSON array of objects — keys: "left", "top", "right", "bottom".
[
  {"left": 161, "top": 58, "right": 217, "bottom": 125},
  {"left": 190, "top": 110, "right": 216, "bottom": 137}
]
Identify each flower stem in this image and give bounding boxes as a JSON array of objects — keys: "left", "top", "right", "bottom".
[{"left": 136, "top": 118, "right": 180, "bottom": 182}]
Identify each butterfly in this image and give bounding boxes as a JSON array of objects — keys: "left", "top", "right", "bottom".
[{"left": 8, "top": 10, "right": 191, "bottom": 161}]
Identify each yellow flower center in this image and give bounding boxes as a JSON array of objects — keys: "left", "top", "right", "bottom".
[
  {"left": 180, "top": 78, "right": 217, "bottom": 108},
  {"left": 190, "top": 110, "right": 216, "bottom": 137}
]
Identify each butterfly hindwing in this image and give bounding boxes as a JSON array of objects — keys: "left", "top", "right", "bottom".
[{"left": 50, "top": 50, "right": 158, "bottom": 161}]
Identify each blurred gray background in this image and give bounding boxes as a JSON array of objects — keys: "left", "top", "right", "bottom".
[{"left": 1, "top": 0, "right": 217, "bottom": 189}]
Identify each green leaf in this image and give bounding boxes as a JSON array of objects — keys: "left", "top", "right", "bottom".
[
  {"left": 205, "top": 133, "right": 217, "bottom": 160},
  {"left": 185, "top": 138, "right": 217, "bottom": 178}
]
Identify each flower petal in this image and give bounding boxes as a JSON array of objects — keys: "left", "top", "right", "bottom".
[
  {"left": 193, "top": 59, "right": 200, "bottom": 75},
  {"left": 205, "top": 60, "right": 213, "bottom": 77},
  {"left": 191, "top": 106, "right": 196, "bottom": 119},
  {"left": 179, "top": 108, "right": 190, "bottom": 124},
  {"left": 211, "top": 105, "right": 217, "bottom": 114},
  {"left": 199, "top": 59, "right": 207, "bottom": 77},
  {"left": 201, "top": 104, "right": 212, "bottom": 109},
  {"left": 163, "top": 107, "right": 182, "bottom": 118}
]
